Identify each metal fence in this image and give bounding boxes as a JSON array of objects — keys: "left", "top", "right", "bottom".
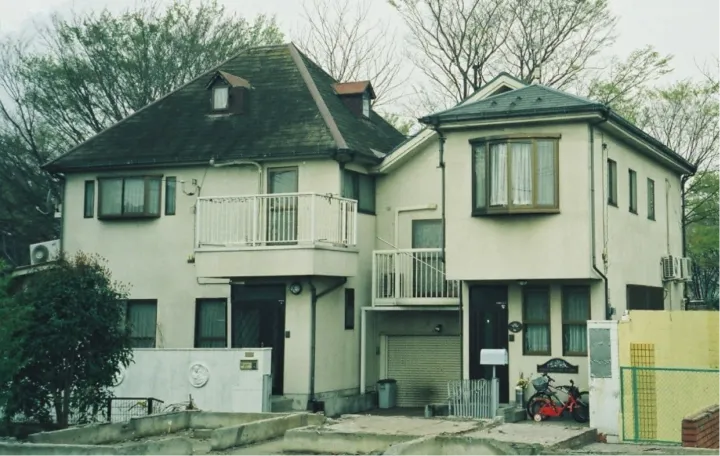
[
  {"left": 107, "top": 397, "right": 164, "bottom": 423},
  {"left": 447, "top": 379, "right": 497, "bottom": 419},
  {"left": 620, "top": 367, "right": 719, "bottom": 443}
]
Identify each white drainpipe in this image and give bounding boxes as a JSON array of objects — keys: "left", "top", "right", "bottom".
[{"left": 208, "top": 159, "right": 263, "bottom": 194}]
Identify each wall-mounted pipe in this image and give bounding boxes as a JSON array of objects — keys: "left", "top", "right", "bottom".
[
  {"left": 589, "top": 115, "right": 611, "bottom": 319},
  {"left": 307, "top": 277, "right": 347, "bottom": 411},
  {"left": 209, "top": 159, "right": 263, "bottom": 194}
]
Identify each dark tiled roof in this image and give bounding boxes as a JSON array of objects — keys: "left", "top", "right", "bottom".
[
  {"left": 422, "top": 84, "right": 601, "bottom": 123},
  {"left": 420, "top": 84, "right": 695, "bottom": 173},
  {"left": 45, "top": 43, "right": 405, "bottom": 172}
]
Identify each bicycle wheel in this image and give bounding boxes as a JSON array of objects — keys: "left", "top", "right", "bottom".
[
  {"left": 525, "top": 392, "right": 551, "bottom": 418},
  {"left": 571, "top": 391, "right": 590, "bottom": 423},
  {"left": 528, "top": 396, "right": 553, "bottom": 422}
]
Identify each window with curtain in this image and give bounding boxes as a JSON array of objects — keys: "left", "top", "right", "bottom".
[
  {"left": 195, "top": 299, "right": 227, "bottom": 348},
  {"left": 84, "top": 180, "right": 95, "bottom": 218},
  {"left": 472, "top": 138, "right": 559, "bottom": 214},
  {"left": 522, "top": 287, "right": 551, "bottom": 355},
  {"left": 125, "top": 300, "right": 157, "bottom": 348},
  {"left": 98, "top": 176, "right": 162, "bottom": 219},
  {"left": 647, "top": 178, "right": 655, "bottom": 220},
  {"left": 607, "top": 159, "right": 618, "bottom": 206},
  {"left": 562, "top": 286, "right": 590, "bottom": 356},
  {"left": 213, "top": 86, "right": 229, "bottom": 110},
  {"left": 342, "top": 169, "right": 375, "bottom": 214},
  {"left": 628, "top": 169, "right": 637, "bottom": 213}
]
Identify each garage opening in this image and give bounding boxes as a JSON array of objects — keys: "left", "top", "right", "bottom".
[{"left": 386, "top": 335, "right": 461, "bottom": 407}]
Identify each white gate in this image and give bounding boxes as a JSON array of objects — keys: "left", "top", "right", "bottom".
[{"left": 447, "top": 379, "right": 497, "bottom": 419}]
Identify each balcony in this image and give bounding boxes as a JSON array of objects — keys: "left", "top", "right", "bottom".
[
  {"left": 194, "top": 193, "right": 359, "bottom": 278},
  {"left": 372, "top": 248, "right": 461, "bottom": 306}
]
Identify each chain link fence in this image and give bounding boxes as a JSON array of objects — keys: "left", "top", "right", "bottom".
[{"left": 620, "top": 366, "right": 719, "bottom": 443}]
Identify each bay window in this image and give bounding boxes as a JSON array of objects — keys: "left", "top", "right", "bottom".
[{"left": 472, "top": 136, "right": 559, "bottom": 214}]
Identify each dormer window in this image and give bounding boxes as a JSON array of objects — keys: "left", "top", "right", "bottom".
[
  {"left": 333, "top": 81, "right": 376, "bottom": 118},
  {"left": 205, "top": 70, "right": 252, "bottom": 114},
  {"left": 213, "top": 86, "right": 229, "bottom": 110}
]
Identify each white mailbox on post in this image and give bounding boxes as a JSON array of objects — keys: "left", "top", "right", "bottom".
[{"left": 480, "top": 348, "right": 508, "bottom": 418}]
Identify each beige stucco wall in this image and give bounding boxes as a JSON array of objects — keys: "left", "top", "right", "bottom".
[
  {"left": 460, "top": 281, "right": 605, "bottom": 398},
  {"left": 591, "top": 129, "right": 685, "bottom": 314},
  {"left": 375, "top": 141, "right": 442, "bottom": 250},
  {"left": 62, "top": 159, "right": 356, "bottom": 400},
  {"left": 442, "top": 123, "right": 593, "bottom": 281},
  {"left": 376, "top": 118, "right": 687, "bottom": 400}
]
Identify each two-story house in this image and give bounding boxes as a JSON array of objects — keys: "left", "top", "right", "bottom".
[
  {"left": 39, "top": 43, "right": 695, "bottom": 414},
  {"left": 43, "top": 43, "right": 405, "bottom": 415},
  {"left": 359, "top": 73, "right": 695, "bottom": 407}
]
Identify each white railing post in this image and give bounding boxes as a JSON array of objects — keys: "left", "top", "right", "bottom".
[
  {"left": 310, "top": 194, "right": 316, "bottom": 243},
  {"left": 393, "top": 251, "right": 400, "bottom": 301},
  {"left": 252, "top": 196, "right": 259, "bottom": 245},
  {"left": 352, "top": 201, "right": 358, "bottom": 246},
  {"left": 195, "top": 199, "right": 202, "bottom": 248},
  {"left": 371, "top": 252, "right": 377, "bottom": 304}
]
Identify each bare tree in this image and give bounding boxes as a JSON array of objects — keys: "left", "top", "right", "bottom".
[
  {"left": 389, "top": 0, "right": 510, "bottom": 104},
  {"left": 295, "top": 0, "right": 408, "bottom": 106},
  {"left": 391, "top": 0, "right": 617, "bottom": 104},
  {"left": 0, "top": 0, "right": 284, "bottom": 266}
]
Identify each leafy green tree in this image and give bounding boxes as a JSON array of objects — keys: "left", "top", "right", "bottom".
[
  {"left": 0, "top": 253, "right": 132, "bottom": 428},
  {"left": 0, "top": 0, "right": 284, "bottom": 266},
  {"left": 685, "top": 172, "right": 719, "bottom": 308}
]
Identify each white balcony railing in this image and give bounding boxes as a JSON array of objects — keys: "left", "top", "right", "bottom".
[
  {"left": 372, "top": 248, "right": 461, "bottom": 305},
  {"left": 195, "top": 193, "right": 358, "bottom": 249}
]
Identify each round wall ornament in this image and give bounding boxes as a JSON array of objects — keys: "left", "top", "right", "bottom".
[
  {"left": 189, "top": 362, "right": 210, "bottom": 388},
  {"left": 508, "top": 321, "right": 523, "bottom": 333},
  {"left": 113, "top": 365, "right": 126, "bottom": 387}
]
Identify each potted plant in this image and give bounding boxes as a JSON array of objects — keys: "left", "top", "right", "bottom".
[{"left": 515, "top": 373, "right": 530, "bottom": 407}]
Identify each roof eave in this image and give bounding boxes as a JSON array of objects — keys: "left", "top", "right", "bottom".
[{"left": 421, "top": 104, "right": 605, "bottom": 125}]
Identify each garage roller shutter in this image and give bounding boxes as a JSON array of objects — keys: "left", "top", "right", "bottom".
[{"left": 387, "top": 335, "right": 461, "bottom": 407}]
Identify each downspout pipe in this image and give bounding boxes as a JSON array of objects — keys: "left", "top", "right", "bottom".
[
  {"left": 431, "top": 124, "right": 460, "bottom": 375},
  {"left": 589, "top": 112, "right": 611, "bottom": 319},
  {"left": 307, "top": 277, "right": 347, "bottom": 411},
  {"left": 209, "top": 159, "right": 263, "bottom": 194}
]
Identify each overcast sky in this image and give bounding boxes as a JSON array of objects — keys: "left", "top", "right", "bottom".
[{"left": 0, "top": 0, "right": 717, "bottom": 108}]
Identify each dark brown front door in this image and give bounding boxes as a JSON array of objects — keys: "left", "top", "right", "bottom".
[
  {"left": 469, "top": 285, "right": 510, "bottom": 403},
  {"left": 231, "top": 284, "right": 286, "bottom": 395}
]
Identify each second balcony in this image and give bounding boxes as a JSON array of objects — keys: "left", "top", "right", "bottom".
[{"left": 194, "top": 192, "right": 358, "bottom": 278}]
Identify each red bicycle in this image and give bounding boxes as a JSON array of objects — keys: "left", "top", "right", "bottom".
[{"left": 525, "top": 373, "right": 589, "bottom": 423}]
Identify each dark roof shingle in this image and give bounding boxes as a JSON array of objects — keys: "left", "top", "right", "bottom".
[{"left": 45, "top": 43, "right": 405, "bottom": 172}]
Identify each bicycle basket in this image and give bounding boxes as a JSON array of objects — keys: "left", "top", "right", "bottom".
[{"left": 531, "top": 376, "right": 549, "bottom": 393}]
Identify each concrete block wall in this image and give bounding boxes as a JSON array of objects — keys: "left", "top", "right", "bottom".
[{"left": 682, "top": 404, "right": 719, "bottom": 449}]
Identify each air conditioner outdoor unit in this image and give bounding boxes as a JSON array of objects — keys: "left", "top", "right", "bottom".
[
  {"left": 29, "top": 239, "right": 61, "bottom": 266},
  {"left": 661, "top": 256, "right": 681, "bottom": 281},
  {"left": 679, "top": 257, "right": 693, "bottom": 282}
]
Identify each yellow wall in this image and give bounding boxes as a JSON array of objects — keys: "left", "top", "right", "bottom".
[{"left": 618, "top": 311, "right": 719, "bottom": 443}]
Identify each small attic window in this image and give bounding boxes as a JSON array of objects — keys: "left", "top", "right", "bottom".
[
  {"left": 334, "top": 81, "right": 376, "bottom": 118},
  {"left": 213, "top": 86, "right": 229, "bottom": 110},
  {"left": 205, "top": 70, "right": 252, "bottom": 114},
  {"left": 362, "top": 92, "right": 370, "bottom": 117}
]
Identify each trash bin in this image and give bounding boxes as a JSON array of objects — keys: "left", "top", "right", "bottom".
[{"left": 377, "top": 379, "right": 397, "bottom": 409}]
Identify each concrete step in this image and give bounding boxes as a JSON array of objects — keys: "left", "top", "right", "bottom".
[
  {"left": 271, "top": 396, "right": 294, "bottom": 413},
  {"left": 497, "top": 404, "right": 526, "bottom": 423}
]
